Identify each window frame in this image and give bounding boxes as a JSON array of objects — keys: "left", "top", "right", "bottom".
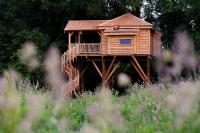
[{"left": 119, "top": 39, "right": 133, "bottom": 45}]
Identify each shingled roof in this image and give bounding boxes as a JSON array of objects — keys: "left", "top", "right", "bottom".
[
  {"left": 65, "top": 13, "right": 152, "bottom": 31},
  {"left": 98, "top": 13, "right": 152, "bottom": 27},
  {"left": 64, "top": 20, "right": 107, "bottom": 31}
]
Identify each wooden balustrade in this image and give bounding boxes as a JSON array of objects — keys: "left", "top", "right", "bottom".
[{"left": 71, "top": 43, "right": 100, "bottom": 53}]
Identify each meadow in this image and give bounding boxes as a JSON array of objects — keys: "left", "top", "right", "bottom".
[{"left": 1, "top": 71, "right": 200, "bottom": 133}]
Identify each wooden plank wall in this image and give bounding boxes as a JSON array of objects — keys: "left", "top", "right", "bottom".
[
  {"left": 153, "top": 32, "right": 161, "bottom": 57},
  {"left": 137, "top": 29, "right": 151, "bottom": 55},
  {"left": 150, "top": 30, "right": 153, "bottom": 55},
  {"left": 100, "top": 29, "right": 158, "bottom": 56},
  {"left": 101, "top": 32, "right": 108, "bottom": 54},
  {"left": 109, "top": 36, "right": 135, "bottom": 55}
]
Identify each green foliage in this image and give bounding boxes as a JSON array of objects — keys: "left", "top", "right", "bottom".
[
  {"left": 2, "top": 74, "right": 200, "bottom": 133},
  {"left": 144, "top": 0, "right": 200, "bottom": 50},
  {"left": 32, "top": 104, "right": 58, "bottom": 133},
  {"left": 177, "top": 92, "right": 200, "bottom": 133},
  {"left": 63, "top": 96, "right": 96, "bottom": 131},
  {"left": 121, "top": 89, "right": 174, "bottom": 133},
  {"left": 10, "top": 29, "right": 49, "bottom": 84},
  {"left": 0, "top": 82, "right": 28, "bottom": 133}
]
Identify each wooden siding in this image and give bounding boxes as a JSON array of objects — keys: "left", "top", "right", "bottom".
[
  {"left": 101, "top": 31, "right": 108, "bottom": 54},
  {"left": 153, "top": 32, "right": 161, "bottom": 57},
  {"left": 109, "top": 35, "right": 135, "bottom": 55},
  {"left": 150, "top": 30, "right": 153, "bottom": 55},
  {"left": 137, "top": 29, "right": 151, "bottom": 55}
]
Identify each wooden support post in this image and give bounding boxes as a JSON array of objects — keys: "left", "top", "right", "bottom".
[
  {"left": 80, "top": 63, "right": 90, "bottom": 91},
  {"left": 97, "top": 31, "right": 101, "bottom": 36},
  {"left": 68, "top": 32, "right": 72, "bottom": 50},
  {"left": 130, "top": 61, "right": 146, "bottom": 82},
  {"left": 80, "top": 64, "right": 89, "bottom": 77},
  {"left": 105, "top": 56, "right": 116, "bottom": 78},
  {"left": 92, "top": 60, "right": 102, "bottom": 78},
  {"left": 101, "top": 56, "right": 106, "bottom": 87},
  {"left": 78, "top": 31, "right": 81, "bottom": 44},
  {"left": 108, "top": 63, "right": 127, "bottom": 84},
  {"left": 147, "top": 56, "right": 151, "bottom": 81},
  {"left": 132, "top": 56, "right": 148, "bottom": 81},
  {"left": 106, "top": 62, "right": 120, "bottom": 82}
]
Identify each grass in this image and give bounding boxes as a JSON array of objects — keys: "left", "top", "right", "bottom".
[{"left": 1, "top": 71, "right": 200, "bottom": 133}]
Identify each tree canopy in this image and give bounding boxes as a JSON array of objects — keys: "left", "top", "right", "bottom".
[{"left": 0, "top": 0, "right": 200, "bottom": 81}]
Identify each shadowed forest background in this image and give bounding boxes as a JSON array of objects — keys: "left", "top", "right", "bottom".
[{"left": 1, "top": 0, "right": 200, "bottom": 82}]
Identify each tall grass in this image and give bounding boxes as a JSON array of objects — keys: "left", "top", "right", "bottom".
[
  {"left": 1, "top": 72, "right": 200, "bottom": 133},
  {"left": 1, "top": 31, "right": 200, "bottom": 133}
]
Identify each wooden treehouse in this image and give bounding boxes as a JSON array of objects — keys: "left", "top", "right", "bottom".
[{"left": 61, "top": 13, "right": 161, "bottom": 95}]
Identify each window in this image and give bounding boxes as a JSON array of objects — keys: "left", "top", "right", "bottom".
[{"left": 119, "top": 39, "right": 132, "bottom": 45}]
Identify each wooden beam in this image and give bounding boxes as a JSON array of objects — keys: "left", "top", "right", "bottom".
[
  {"left": 68, "top": 32, "right": 72, "bottom": 50},
  {"left": 92, "top": 60, "right": 102, "bottom": 78},
  {"left": 102, "top": 56, "right": 105, "bottom": 78},
  {"left": 106, "top": 62, "right": 120, "bottom": 82},
  {"left": 78, "top": 31, "right": 81, "bottom": 44},
  {"left": 105, "top": 56, "right": 116, "bottom": 78},
  {"left": 130, "top": 61, "right": 146, "bottom": 82},
  {"left": 80, "top": 64, "right": 89, "bottom": 77},
  {"left": 108, "top": 63, "right": 127, "bottom": 84},
  {"left": 97, "top": 31, "right": 101, "bottom": 36},
  {"left": 71, "top": 31, "right": 75, "bottom": 36},
  {"left": 69, "top": 60, "right": 73, "bottom": 79},
  {"left": 64, "top": 69, "right": 70, "bottom": 76},
  {"left": 101, "top": 56, "right": 106, "bottom": 86},
  {"left": 147, "top": 56, "right": 150, "bottom": 81},
  {"left": 64, "top": 65, "right": 70, "bottom": 74},
  {"left": 132, "top": 56, "right": 148, "bottom": 81}
]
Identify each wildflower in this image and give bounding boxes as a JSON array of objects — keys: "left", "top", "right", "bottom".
[
  {"left": 117, "top": 73, "right": 131, "bottom": 87},
  {"left": 44, "top": 47, "right": 66, "bottom": 99},
  {"left": 19, "top": 42, "right": 39, "bottom": 69},
  {"left": 0, "top": 77, "right": 4, "bottom": 96}
]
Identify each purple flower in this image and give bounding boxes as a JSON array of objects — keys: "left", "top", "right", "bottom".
[{"left": 0, "top": 77, "right": 5, "bottom": 95}]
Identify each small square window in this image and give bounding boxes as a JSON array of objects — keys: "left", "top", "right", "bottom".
[{"left": 119, "top": 39, "right": 132, "bottom": 45}]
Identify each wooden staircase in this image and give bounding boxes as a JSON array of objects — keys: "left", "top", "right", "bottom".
[{"left": 61, "top": 45, "right": 80, "bottom": 97}]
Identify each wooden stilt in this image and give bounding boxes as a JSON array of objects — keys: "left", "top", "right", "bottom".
[
  {"left": 147, "top": 56, "right": 151, "bottom": 81},
  {"left": 80, "top": 64, "right": 89, "bottom": 77},
  {"left": 108, "top": 63, "right": 127, "bottom": 84},
  {"left": 130, "top": 61, "right": 146, "bottom": 82},
  {"left": 106, "top": 62, "right": 120, "bottom": 82},
  {"left": 132, "top": 56, "right": 148, "bottom": 81},
  {"left": 105, "top": 56, "right": 116, "bottom": 78},
  {"left": 101, "top": 56, "right": 106, "bottom": 87},
  {"left": 92, "top": 60, "right": 102, "bottom": 78}
]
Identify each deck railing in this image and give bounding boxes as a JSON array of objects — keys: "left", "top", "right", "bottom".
[
  {"left": 61, "top": 43, "right": 100, "bottom": 72},
  {"left": 71, "top": 43, "right": 100, "bottom": 53}
]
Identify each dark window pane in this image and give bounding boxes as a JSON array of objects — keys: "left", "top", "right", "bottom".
[{"left": 120, "top": 39, "right": 132, "bottom": 45}]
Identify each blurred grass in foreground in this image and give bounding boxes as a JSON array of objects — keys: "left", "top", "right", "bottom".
[{"left": 0, "top": 71, "right": 200, "bottom": 133}]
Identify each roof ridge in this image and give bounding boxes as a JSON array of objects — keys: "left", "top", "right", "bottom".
[
  {"left": 68, "top": 20, "right": 108, "bottom": 21},
  {"left": 98, "top": 13, "right": 129, "bottom": 26},
  {"left": 98, "top": 13, "right": 152, "bottom": 27}
]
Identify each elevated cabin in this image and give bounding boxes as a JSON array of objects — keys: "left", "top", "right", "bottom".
[{"left": 62, "top": 13, "right": 161, "bottom": 96}]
